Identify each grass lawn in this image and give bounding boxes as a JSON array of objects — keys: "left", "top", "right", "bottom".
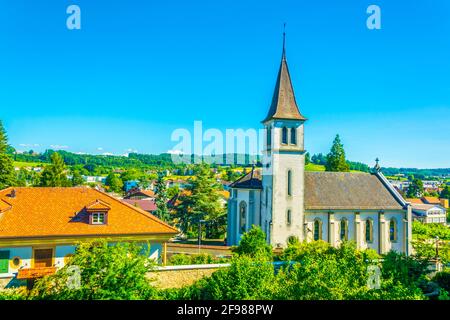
[
  {"left": 13, "top": 161, "right": 44, "bottom": 168},
  {"left": 305, "top": 163, "right": 326, "bottom": 171}
]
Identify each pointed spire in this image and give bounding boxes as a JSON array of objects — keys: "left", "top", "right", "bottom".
[{"left": 262, "top": 27, "right": 306, "bottom": 123}]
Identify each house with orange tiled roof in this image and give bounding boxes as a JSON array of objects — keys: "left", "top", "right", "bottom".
[
  {"left": 406, "top": 197, "right": 447, "bottom": 224},
  {"left": 124, "top": 188, "right": 156, "bottom": 200},
  {"left": 0, "top": 187, "right": 178, "bottom": 288}
]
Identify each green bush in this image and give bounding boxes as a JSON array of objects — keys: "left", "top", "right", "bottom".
[
  {"left": 231, "top": 225, "right": 272, "bottom": 260},
  {"left": 433, "top": 271, "right": 450, "bottom": 293},
  {"left": 0, "top": 288, "right": 27, "bottom": 300},
  {"left": 168, "top": 253, "right": 229, "bottom": 265},
  {"left": 172, "top": 255, "right": 278, "bottom": 300},
  {"left": 29, "top": 240, "right": 157, "bottom": 300},
  {"left": 168, "top": 254, "right": 193, "bottom": 265}
]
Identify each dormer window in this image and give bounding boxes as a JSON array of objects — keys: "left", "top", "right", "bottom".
[
  {"left": 92, "top": 212, "right": 106, "bottom": 225},
  {"left": 85, "top": 199, "right": 110, "bottom": 225}
]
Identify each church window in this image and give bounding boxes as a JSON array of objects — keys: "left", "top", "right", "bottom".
[
  {"left": 239, "top": 201, "right": 247, "bottom": 233},
  {"left": 286, "top": 210, "right": 292, "bottom": 226},
  {"left": 314, "top": 219, "right": 322, "bottom": 241},
  {"left": 267, "top": 127, "right": 272, "bottom": 149},
  {"left": 389, "top": 219, "right": 398, "bottom": 242},
  {"left": 365, "top": 219, "right": 373, "bottom": 243},
  {"left": 340, "top": 218, "right": 348, "bottom": 241},
  {"left": 282, "top": 127, "right": 288, "bottom": 144},
  {"left": 290, "top": 127, "right": 297, "bottom": 145},
  {"left": 287, "top": 170, "right": 292, "bottom": 196}
]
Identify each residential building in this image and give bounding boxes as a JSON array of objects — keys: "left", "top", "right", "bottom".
[
  {"left": 410, "top": 203, "right": 446, "bottom": 224},
  {"left": 0, "top": 187, "right": 178, "bottom": 288}
]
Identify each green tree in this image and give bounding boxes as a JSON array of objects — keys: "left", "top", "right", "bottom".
[
  {"left": 406, "top": 179, "right": 424, "bottom": 198},
  {"left": 105, "top": 172, "right": 123, "bottom": 193},
  {"left": 40, "top": 152, "right": 70, "bottom": 187},
  {"left": 440, "top": 186, "right": 450, "bottom": 200},
  {"left": 15, "top": 168, "right": 28, "bottom": 187},
  {"left": 71, "top": 170, "right": 84, "bottom": 186},
  {"left": 154, "top": 172, "right": 170, "bottom": 222},
  {"left": 305, "top": 152, "right": 311, "bottom": 165},
  {"left": 167, "top": 185, "right": 179, "bottom": 199},
  {"left": 325, "top": 134, "right": 350, "bottom": 172},
  {"left": 175, "top": 164, "right": 225, "bottom": 238},
  {"left": 30, "top": 240, "right": 156, "bottom": 300},
  {"left": 0, "top": 121, "right": 15, "bottom": 189},
  {"left": 231, "top": 226, "right": 272, "bottom": 260}
]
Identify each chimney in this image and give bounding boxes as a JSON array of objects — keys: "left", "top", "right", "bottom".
[{"left": 10, "top": 189, "right": 16, "bottom": 198}]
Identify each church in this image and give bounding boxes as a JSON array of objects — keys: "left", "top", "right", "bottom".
[{"left": 227, "top": 37, "right": 412, "bottom": 255}]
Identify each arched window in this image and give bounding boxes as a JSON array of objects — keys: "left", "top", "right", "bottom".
[
  {"left": 282, "top": 127, "right": 288, "bottom": 144},
  {"left": 314, "top": 219, "right": 322, "bottom": 241},
  {"left": 239, "top": 201, "right": 247, "bottom": 233},
  {"left": 286, "top": 210, "right": 292, "bottom": 226},
  {"left": 365, "top": 219, "right": 373, "bottom": 243},
  {"left": 290, "top": 127, "right": 297, "bottom": 145},
  {"left": 340, "top": 218, "right": 348, "bottom": 241},
  {"left": 266, "top": 127, "right": 272, "bottom": 149},
  {"left": 389, "top": 219, "right": 398, "bottom": 242},
  {"left": 287, "top": 170, "right": 292, "bottom": 196}
]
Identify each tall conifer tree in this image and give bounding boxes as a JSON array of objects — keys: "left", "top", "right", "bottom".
[
  {"left": 325, "top": 134, "right": 350, "bottom": 172},
  {"left": 0, "top": 120, "right": 16, "bottom": 189}
]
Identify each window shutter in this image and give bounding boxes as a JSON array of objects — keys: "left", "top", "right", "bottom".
[{"left": 0, "top": 250, "right": 10, "bottom": 273}]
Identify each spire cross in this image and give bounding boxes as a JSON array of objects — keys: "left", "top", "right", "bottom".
[
  {"left": 374, "top": 158, "right": 381, "bottom": 172},
  {"left": 282, "top": 23, "right": 286, "bottom": 59}
]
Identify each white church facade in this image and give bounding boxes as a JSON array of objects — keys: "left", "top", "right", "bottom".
[{"left": 227, "top": 39, "right": 412, "bottom": 255}]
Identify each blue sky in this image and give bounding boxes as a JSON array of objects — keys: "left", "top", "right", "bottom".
[{"left": 0, "top": 0, "right": 449, "bottom": 168}]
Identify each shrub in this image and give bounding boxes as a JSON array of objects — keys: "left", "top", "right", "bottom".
[
  {"left": 168, "top": 253, "right": 229, "bottom": 265},
  {"left": 175, "top": 255, "right": 278, "bottom": 300},
  {"left": 231, "top": 225, "right": 272, "bottom": 260},
  {"left": 433, "top": 271, "right": 450, "bottom": 293},
  {"left": 29, "top": 240, "right": 157, "bottom": 300},
  {"left": 0, "top": 288, "right": 27, "bottom": 300}
]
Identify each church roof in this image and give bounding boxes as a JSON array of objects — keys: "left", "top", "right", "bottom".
[
  {"left": 262, "top": 39, "right": 306, "bottom": 123},
  {"left": 229, "top": 168, "right": 262, "bottom": 189},
  {"left": 230, "top": 170, "right": 406, "bottom": 210},
  {"left": 304, "top": 172, "right": 405, "bottom": 210}
]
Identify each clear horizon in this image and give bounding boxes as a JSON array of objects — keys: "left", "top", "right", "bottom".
[{"left": 1, "top": 0, "right": 449, "bottom": 168}]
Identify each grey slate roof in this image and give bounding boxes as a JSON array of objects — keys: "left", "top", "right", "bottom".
[
  {"left": 262, "top": 53, "right": 306, "bottom": 123},
  {"left": 304, "top": 172, "right": 404, "bottom": 210},
  {"left": 230, "top": 170, "right": 405, "bottom": 210},
  {"left": 229, "top": 169, "right": 262, "bottom": 189}
]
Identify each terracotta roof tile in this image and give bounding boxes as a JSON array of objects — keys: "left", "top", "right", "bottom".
[
  {"left": 0, "top": 187, "right": 178, "bottom": 239},
  {"left": 421, "top": 196, "right": 441, "bottom": 205}
]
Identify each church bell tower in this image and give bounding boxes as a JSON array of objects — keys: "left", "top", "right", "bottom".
[{"left": 261, "top": 31, "right": 307, "bottom": 247}]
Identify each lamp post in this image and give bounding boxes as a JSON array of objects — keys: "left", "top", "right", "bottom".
[
  {"left": 435, "top": 236, "right": 440, "bottom": 259},
  {"left": 198, "top": 219, "right": 206, "bottom": 253}
]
